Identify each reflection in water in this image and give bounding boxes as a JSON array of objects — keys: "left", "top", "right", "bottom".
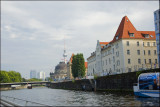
[{"left": 1, "top": 87, "right": 159, "bottom": 106}]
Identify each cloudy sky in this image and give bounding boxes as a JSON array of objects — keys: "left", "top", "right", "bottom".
[{"left": 1, "top": 1, "right": 158, "bottom": 78}]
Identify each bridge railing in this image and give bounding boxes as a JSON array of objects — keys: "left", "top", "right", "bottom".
[{"left": 1, "top": 95, "right": 51, "bottom": 106}]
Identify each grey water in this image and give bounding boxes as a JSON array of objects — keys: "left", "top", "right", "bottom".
[{"left": 1, "top": 87, "right": 159, "bottom": 106}]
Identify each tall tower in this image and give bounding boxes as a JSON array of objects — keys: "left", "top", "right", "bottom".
[{"left": 63, "top": 36, "right": 67, "bottom": 63}]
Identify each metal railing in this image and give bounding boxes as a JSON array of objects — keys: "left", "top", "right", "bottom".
[{"left": 1, "top": 95, "right": 51, "bottom": 106}]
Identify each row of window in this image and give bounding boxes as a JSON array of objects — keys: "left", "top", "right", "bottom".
[
  {"left": 126, "top": 41, "right": 156, "bottom": 46},
  {"left": 127, "top": 50, "right": 157, "bottom": 55},
  {"left": 128, "top": 59, "right": 158, "bottom": 64}
]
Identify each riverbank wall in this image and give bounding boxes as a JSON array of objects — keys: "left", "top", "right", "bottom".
[
  {"left": 0, "top": 84, "right": 45, "bottom": 91},
  {"left": 50, "top": 69, "right": 160, "bottom": 93},
  {"left": 0, "top": 85, "right": 28, "bottom": 91}
]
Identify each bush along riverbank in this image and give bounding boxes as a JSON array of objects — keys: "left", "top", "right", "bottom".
[{"left": 50, "top": 69, "right": 160, "bottom": 94}]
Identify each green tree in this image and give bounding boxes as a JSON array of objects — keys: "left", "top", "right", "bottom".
[
  {"left": 28, "top": 78, "right": 43, "bottom": 82},
  {"left": 0, "top": 71, "right": 11, "bottom": 83},
  {"left": 72, "top": 53, "right": 86, "bottom": 78},
  {"left": 0, "top": 70, "right": 22, "bottom": 83}
]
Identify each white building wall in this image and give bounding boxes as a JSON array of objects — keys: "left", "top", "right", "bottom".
[{"left": 37, "top": 71, "right": 45, "bottom": 80}]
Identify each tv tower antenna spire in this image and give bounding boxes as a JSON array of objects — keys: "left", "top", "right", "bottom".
[{"left": 63, "top": 35, "right": 67, "bottom": 64}]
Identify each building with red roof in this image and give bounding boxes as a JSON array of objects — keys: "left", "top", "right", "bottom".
[{"left": 87, "top": 16, "right": 158, "bottom": 77}]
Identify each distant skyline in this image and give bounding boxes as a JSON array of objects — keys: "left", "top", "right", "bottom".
[{"left": 1, "top": 1, "right": 158, "bottom": 78}]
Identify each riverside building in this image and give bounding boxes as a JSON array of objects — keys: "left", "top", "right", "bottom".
[
  {"left": 87, "top": 16, "right": 158, "bottom": 77},
  {"left": 154, "top": 9, "right": 160, "bottom": 68}
]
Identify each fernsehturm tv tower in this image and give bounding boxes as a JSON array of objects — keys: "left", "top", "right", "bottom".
[{"left": 63, "top": 36, "right": 67, "bottom": 64}]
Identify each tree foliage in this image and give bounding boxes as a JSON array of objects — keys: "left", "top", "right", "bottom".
[
  {"left": 0, "top": 70, "right": 22, "bottom": 83},
  {"left": 27, "top": 78, "right": 43, "bottom": 82},
  {"left": 71, "top": 53, "right": 86, "bottom": 78}
]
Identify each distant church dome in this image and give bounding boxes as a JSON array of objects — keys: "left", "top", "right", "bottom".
[{"left": 55, "top": 62, "right": 67, "bottom": 74}]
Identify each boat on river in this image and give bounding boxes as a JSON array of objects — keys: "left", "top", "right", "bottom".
[
  {"left": 133, "top": 72, "right": 160, "bottom": 97},
  {"left": 27, "top": 84, "right": 32, "bottom": 89}
]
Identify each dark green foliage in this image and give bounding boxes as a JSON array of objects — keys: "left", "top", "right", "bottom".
[
  {"left": 71, "top": 53, "right": 86, "bottom": 78},
  {"left": 0, "top": 70, "right": 22, "bottom": 83},
  {"left": 0, "top": 71, "right": 11, "bottom": 83}
]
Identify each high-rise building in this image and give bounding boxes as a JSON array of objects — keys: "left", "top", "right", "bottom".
[
  {"left": 37, "top": 71, "right": 45, "bottom": 80},
  {"left": 87, "top": 16, "right": 158, "bottom": 77},
  {"left": 154, "top": 9, "right": 160, "bottom": 68},
  {"left": 30, "top": 70, "right": 37, "bottom": 79}
]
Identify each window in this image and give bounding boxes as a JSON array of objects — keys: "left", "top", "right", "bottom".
[
  {"left": 109, "top": 58, "right": 111, "bottom": 64},
  {"left": 113, "top": 65, "right": 115, "bottom": 71},
  {"left": 128, "top": 68, "right": 131, "bottom": 72},
  {"left": 154, "top": 12, "right": 157, "bottom": 20},
  {"left": 155, "top": 23, "right": 158, "bottom": 31},
  {"left": 116, "top": 36, "right": 118, "bottom": 40},
  {"left": 113, "top": 56, "right": 115, "bottom": 63},
  {"left": 117, "top": 60, "right": 120, "bottom": 66},
  {"left": 106, "top": 60, "right": 107, "bottom": 65},
  {"left": 143, "top": 42, "right": 144, "bottom": 46},
  {"left": 137, "top": 50, "right": 140, "bottom": 55},
  {"left": 137, "top": 41, "right": 139, "bottom": 46},
  {"left": 147, "top": 42, "right": 150, "bottom": 46},
  {"left": 153, "top": 42, "right": 156, "bottom": 46},
  {"left": 112, "top": 48, "right": 114, "bottom": 54},
  {"left": 127, "top": 50, "right": 130, "bottom": 55},
  {"left": 154, "top": 50, "right": 157, "bottom": 55},
  {"left": 128, "top": 59, "right": 131, "bottom": 64},
  {"left": 144, "top": 50, "right": 145, "bottom": 55},
  {"left": 150, "top": 35, "right": 154, "bottom": 38},
  {"left": 144, "top": 59, "right": 146, "bottom": 64},
  {"left": 148, "top": 50, "right": 151, "bottom": 55},
  {"left": 149, "top": 59, "right": 151, "bottom": 64},
  {"left": 138, "top": 59, "right": 141, "bottom": 64},
  {"left": 155, "top": 59, "right": 157, "bottom": 63},
  {"left": 116, "top": 43, "right": 119, "bottom": 49},
  {"left": 129, "top": 33, "right": 134, "bottom": 37},
  {"left": 116, "top": 51, "right": 119, "bottom": 57},
  {"left": 145, "top": 34, "right": 149, "bottom": 38},
  {"left": 127, "top": 41, "right": 129, "bottom": 46}
]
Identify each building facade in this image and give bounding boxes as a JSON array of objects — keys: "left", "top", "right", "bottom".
[
  {"left": 154, "top": 9, "right": 160, "bottom": 68},
  {"left": 30, "top": 70, "right": 37, "bottom": 79},
  {"left": 67, "top": 54, "right": 74, "bottom": 80},
  {"left": 37, "top": 71, "right": 45, "bottom": 80},
  {"left": 87, "top": 16, "right": 158, "bottom": 77},
  {"left": 50, "top": 62, "right": 67, "bottom": 81}
]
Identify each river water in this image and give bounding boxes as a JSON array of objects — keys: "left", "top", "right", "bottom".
[{"left": 1, "top": 87, "right": 159, "bottom": 106}]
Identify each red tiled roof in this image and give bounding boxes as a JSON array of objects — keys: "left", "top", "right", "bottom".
[
  {"left": 70, "top": 53, "right": 74, "bottom": 63},
  {"left": 85, "top": 62, "right": 88, "bottom": 68},
  {"left": 100, "top": 42, "right": 109, "bottom": 45},
  {"left": 111, "top": 16, "right": 156, "bottom": 43}
]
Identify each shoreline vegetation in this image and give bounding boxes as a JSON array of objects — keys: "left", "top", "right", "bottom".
[{"left": 0, "top": 70, "right": 43, "bottom": 83}]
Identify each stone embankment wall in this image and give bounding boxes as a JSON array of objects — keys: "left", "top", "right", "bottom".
[
  {"left": 0, "top": 85, "right": 27, "bottom": 91},
  {"left": 50, "top": 69, "right": 160, "bottom": 93}
]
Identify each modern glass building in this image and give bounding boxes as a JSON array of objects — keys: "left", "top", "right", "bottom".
[{"left": 154, "top": 9, "right": 160, "bottom": 68}]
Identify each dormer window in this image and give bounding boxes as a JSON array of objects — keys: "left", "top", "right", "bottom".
[
  {"left": 129, "top": 33, "right": 134, "bottom": 37},
  {"left": 150, "top": 35, "right": 153, "bottom": 38},
  {"left": 116, "top": 36, "right": 118, "bottom": 40},
  {"left": 144, "top": 34, "right": 149, "bottom": 38}
]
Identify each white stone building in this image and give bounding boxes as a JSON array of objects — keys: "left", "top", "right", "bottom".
[
  {"left": 37, "top": 71, "right": 45, "bottom": 80},
  {"left": 87, "top": 16, "right": 158, "bottom": 77}
]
